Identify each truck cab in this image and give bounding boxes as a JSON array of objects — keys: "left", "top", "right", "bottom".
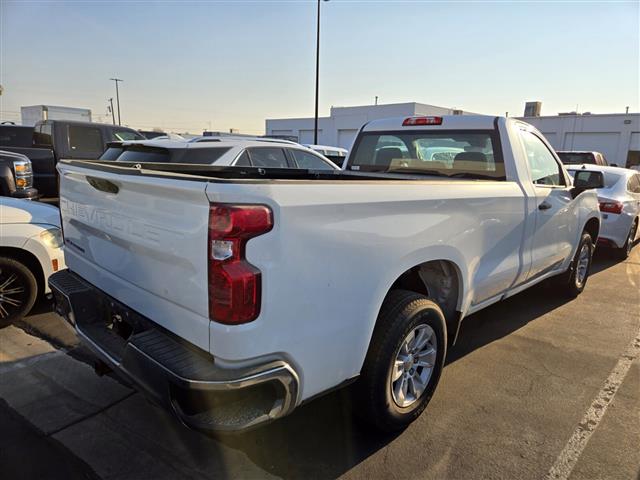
[{"left": 0, "top": 121, "right": 144, "bottom": 197}]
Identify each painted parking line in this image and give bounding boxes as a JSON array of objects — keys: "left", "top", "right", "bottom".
[{"left": 545, "top": 329, "right": 640, "bottom": 480}]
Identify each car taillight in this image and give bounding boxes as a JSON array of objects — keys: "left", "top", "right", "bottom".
[
  {"left": 598, "top": 198, "right": 623, "bottom": 214},
  {"left": 208, "top": 204, "right": 273, "bottom": 325},
  {"left": 402, "top": 116, "right": 443, "bottom": 126}
]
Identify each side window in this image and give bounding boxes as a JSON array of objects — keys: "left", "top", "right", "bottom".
[
  {"left": 290, "top": 149, "right": 334, "bottom": 170},
  {"left": 519, "top": 130, "right": 564, "bottom": 186},
  {"left": 33, "top": 124, "right": 52, "bottom": 146},
  {"left": 247, "top": 148, "right": 288, "bottom": 168},
  {"left": 628, "top": 174, "right": 640, "bottom": 194},
  {"left": 68, "top": 125, "right": 103, "bottom": 155},
  {"left": 113, "top": 130, "right": 142, "bottom": 141},
  {"left": 234, "top": 150, "right": 251, "bottom": 166}
]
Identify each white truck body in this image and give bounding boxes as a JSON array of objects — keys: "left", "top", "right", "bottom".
[
  {"left": 21, "top": 105, "right": 92, "bottom": 127},
  {"left": 51, "top": 115, "right": 601, "bottom": 431}
]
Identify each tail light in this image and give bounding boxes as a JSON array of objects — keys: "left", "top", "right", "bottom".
[
  {"left": 208, "top": 204, "right": 273, "bottom": 324},
  {"left": 598, "top": 198, "right": 623, "bottom": 214},
  {"left": 402, "top": 116, "right": 442, "bottom": 126}
]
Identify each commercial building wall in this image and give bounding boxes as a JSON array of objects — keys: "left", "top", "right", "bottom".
[
  {"left": 520, "top": 113, "right": 640, "bottom": 168},
  {"left": 266, "top": 102, "right": 475, "bottom": 150}
]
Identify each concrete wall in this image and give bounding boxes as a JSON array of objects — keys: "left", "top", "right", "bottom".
[
  {"left": 520, "top": 113, "right": 640, "bottom": 167},
  {"left": 266, "top": 102, "right": 475, "bottom": 150}
]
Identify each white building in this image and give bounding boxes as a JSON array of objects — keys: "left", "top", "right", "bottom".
[
  {"left": 266, "top": 102, "right": 475, "bottom": 150},
  {"left": 519, "top": 112, "right": 640, "bottom": 168}
]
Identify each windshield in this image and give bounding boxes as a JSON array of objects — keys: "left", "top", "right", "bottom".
[
  {"left": 349, "top": 130, "right": 505, "bottom": 179},
  {"left": 558, "top": 152, "right": 596, "bottom": 165}
]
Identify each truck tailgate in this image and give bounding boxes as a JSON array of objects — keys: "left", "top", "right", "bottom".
[{"left": 58, "top": 162, "right": 212, "bottom": 351}]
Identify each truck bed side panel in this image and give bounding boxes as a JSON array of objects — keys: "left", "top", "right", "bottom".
[{"left": 205, "top": 180, "right": 526, "bottom": 400}]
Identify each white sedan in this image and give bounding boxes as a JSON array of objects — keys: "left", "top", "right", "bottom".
[
  {"left": 100, "top": 138, "right": 339, "bottom": 170},
  {"left": 567, "top": 165, "right": 640, "bottom": 259},
  {"left": 0, "top": 198, "right": 66, "bottom": 326}
]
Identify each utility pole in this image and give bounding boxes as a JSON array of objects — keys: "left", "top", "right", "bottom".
[
  {"left": 108, "top": 98, "right": 115, "bottom": 125},
  {"left": 110, "top": 78, "right": 123, "bottom": 125},
  {"left": 314, "top": 0, "right": 328, "bottom": 145},
  {"left": 375, "top": 96, "right": 378, "bottom": 106}
]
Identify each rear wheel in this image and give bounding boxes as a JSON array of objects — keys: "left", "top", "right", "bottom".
[
  {"left": 0, "top": 257, "right": 38, "bottom": 328},
  {"left": 614, "top": 219, "right": 638, "bottom": 260},
  {"left": 555, "top": 233, "right": 594, "bottom": 298},
  {"left": 355, "top": 290, "right": 446, "bottom": 432}
]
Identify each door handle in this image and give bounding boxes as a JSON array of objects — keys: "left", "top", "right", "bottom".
[{"left": 538, "top": 201, "right": 552, "bottom": 211}]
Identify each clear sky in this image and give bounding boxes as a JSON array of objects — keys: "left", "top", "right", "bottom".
[{"left": 1, "top": 0, "right": 638, "bottom": 134}]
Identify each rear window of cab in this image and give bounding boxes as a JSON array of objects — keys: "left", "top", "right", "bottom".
[{"left": 349, "top": 130, "right": 505, "bottom": 179}]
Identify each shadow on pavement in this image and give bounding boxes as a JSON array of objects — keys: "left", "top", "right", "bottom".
[
  {"left": 0, "top": 399, "right": 99, "bottom": 480},
  {"left": 10, "top": 253, "right": 626, "bottom": 480},
  {"left": 213, "top": 254, "right": 624, "bottom": 479}
]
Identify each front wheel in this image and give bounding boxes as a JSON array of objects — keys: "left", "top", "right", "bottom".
[
  {"left": 556, "top": 232, "right": 594, "bottom": 298},
  {"left": 0, "top": 257, "right": 38, "bottom": 328},
  {"left": 354, "top": 290, "right": 446, "bottom": 432}
]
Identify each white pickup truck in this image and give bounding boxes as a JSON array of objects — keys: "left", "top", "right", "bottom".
[{"left": 50, "top": 115, "right": 602, "bottom": 433}]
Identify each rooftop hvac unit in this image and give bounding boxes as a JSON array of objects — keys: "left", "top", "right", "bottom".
[{"left": 524, "top": 102, "right": 542, "bottom": 117}]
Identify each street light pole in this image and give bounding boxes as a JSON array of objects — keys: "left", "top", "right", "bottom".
[
  {"left": 314, "top": 0, "right": 327, "bottom": 145},
  {"left": 108, "top": 98, "right": 115, "bottom": 125},
  {"left": 110, "top": 78, "right": 123, "bottom": 125}
]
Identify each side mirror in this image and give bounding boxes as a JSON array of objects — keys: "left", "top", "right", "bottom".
[{"left": 572, "top": 170, "right": 604, "bottom": 198}]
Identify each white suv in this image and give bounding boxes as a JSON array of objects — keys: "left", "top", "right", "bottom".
[{"left": 0, "top": 198, "right": 66, "bottom": 326}]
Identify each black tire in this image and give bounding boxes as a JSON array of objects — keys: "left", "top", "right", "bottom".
[
  {"left": 0, "top": 257, "right": 38, "bottom": 328},
  {"left": 613, "top": 219, "right": 638, "bottom": 261},
  {"left": 555, "top": 232, "right": 594, "bottom": 298},
  {"left": 355, "top": 290, "right": 447, "bottom": 432}
]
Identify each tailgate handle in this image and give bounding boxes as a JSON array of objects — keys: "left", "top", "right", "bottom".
[{"left": 86, "top": 176, "right": 119, "bottom": 194}]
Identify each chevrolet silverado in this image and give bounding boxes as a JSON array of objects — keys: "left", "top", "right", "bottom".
[{"left": 49, "top": 115, "right": 602, "bottom": 432}]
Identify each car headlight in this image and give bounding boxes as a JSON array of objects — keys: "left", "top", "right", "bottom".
[
  {"left": 13, "top": 160, "right": 32, "bottom": 175},
  {"left": 13, "top": 159, "right": 33, "bottom": 190},
  {"left": 40, "top": 228, "right": 64, "bottom": 249}
]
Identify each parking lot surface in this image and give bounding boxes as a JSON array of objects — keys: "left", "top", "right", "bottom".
[{"left": 1, "top": 249, "right": 638, "bottom": 480}]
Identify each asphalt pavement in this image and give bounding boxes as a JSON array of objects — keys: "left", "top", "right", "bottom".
[{"left": 1, "top": 248, "right": 638, "bottom": 480}]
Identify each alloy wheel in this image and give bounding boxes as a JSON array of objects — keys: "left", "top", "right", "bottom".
[
  {"left": 391, "top": 324, "right": 437, "bottom": 408},
  {"left": 0, "top": 267, "right": 27, "bottom": 319},
  {"left": 575, "top": 243, "right": 591, "bottom": 289}
]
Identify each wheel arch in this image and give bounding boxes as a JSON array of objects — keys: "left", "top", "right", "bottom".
[
  {"left": 0, "top": 247, "right": 44, "bottom": 298},
  {"left": 382, "top": 259, "right": 465, "bottom": 346},
  {"left": 583, "top": 216, "right": 600, "bottom": 242}
]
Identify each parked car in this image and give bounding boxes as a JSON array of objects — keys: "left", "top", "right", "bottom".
[
  {"left": 0, "top": 150, "right": 38, "bottom": 199},
  {"left": 99, "top": 138, "right": 339, "bottom": 170},
  {"left": 304, "top": 144, "right": 349, "bottom": 167},
  {"left": 0, "top": 198, "right": 66, "bottom": 326},
  {"left": 50, "top": 115, "right": 601, "bottom": 434},
  {"left": 0, "top": 121, "right": 145, "bottom": 197},
  {"left": 557, "top": 150, "right": 611, "bottom": 166},
  {"left": 566, "top": 164, "right": 640, "bottom": 259}
]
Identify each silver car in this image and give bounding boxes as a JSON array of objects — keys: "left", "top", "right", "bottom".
[{"left": 567, "top": 165, "right": 640, "bottom": 259}]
